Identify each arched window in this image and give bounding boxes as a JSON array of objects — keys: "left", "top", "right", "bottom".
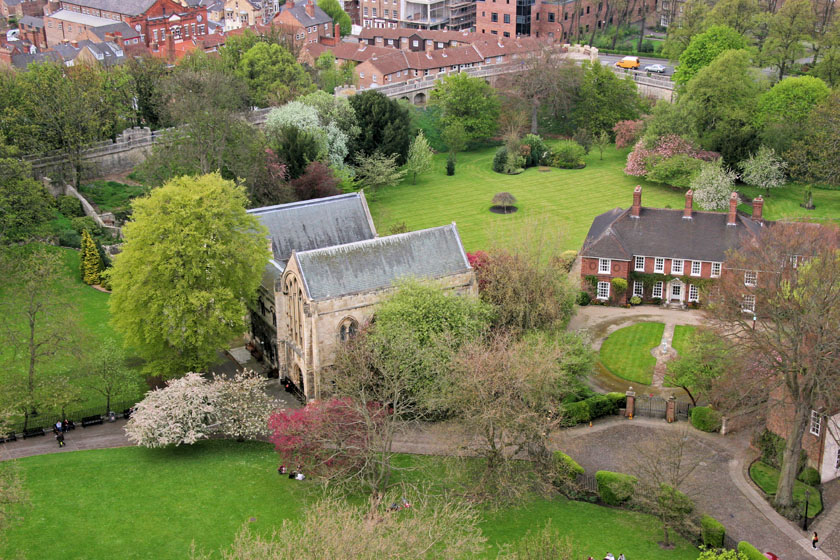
[
  {"left": 284, "top": 273, "right": 305, "bottom": 347},
  {"left": 338, "top": 317, "right": 359, "bottom": 342}
]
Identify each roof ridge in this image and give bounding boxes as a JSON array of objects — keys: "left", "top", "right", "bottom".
[
  {"left": 247, "top": 192, "right": 361, "bottom": 214},
  {"left": 297, "top": 224, "right": 457, "bottom": 257}
]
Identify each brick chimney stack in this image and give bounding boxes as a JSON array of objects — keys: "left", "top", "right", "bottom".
[
  {"left": 287, "top": 0, "right": 295, "bottom": 8},
  {"left": 631, "top": 185, "right": 642, "bottom": 218},
  {"left": 306, "top": 0, "right": 315, "bottom": 17},
  {"left": 683, "top": 189, "right": 693, "bottom": 220},
  {"left": 334, "top": 23, "right": 340, "bottom": 38},
  {"left": 752, "top": 195, "right": 764, "bottom": 222},
  {"left": 727, "top": 192, "right": 738, "bottom": 226}
]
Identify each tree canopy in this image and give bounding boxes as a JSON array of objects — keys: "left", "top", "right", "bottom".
[
  {"left": 674, "top": 25, "right": 748, "bottom": 85},
  {"left": 430, "top": 73, "right": 501, "bottom": 143},
  {"left": 573, "top": 61, "right": 642, "bottom": 135},
  {"left": 236, "top": 42, "right": 315, "bottom": 107},
  {"left": 109, "top": 174, "right": 270, "bottom": 378},
  {"left": 348, "top": 91, "right": 411, "bottom": 163}
]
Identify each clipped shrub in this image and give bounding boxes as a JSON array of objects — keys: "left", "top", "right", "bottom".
[
  {"left": 611, "top": 278, "right": 627, "bottom": 296},
  {"left": 630, "top": 295, "right": 642, "bottom": 305},
  {"left": 71, "top": 216, "right": 99, "bottom": 235},
  {"left": 560, "top": 250, "right": 578, "bottom": 272},
  {"left": 562, "top": 401, "right": 591, "bottom": 425},
  {"left": 554, "top": 451, "right": 585, "bottom": 484},
  {"left": 606, "top": 392, "right": 627, "bottom": 412},
  {"left": 691, "top": 406, "right": 722, "bottom": 432},
  {"left": 737, "top": 541, "right": 765, "bottom": 560},
  {"left": 57, "top": 230, "right": 81, "bottom": 248},
  {"left": 562, "top": 385, "right": 596, "bottom": 404},
  {"left": 646, "top": 154, "right": 705, "bottom": 188},
  {"left": 446, "top": 155, "right": 455, "bottom": 176},
  {"left": 798, "top": 467, "right": 821, "bottom": 487},
  {"left": 551, "top": 140, "right": 586, "bottom": 169},
  {"left": 492, "top": 146, "right": 508, "bottom": 173},
  {"left": 701, "top": 515, "right": 725, "bottom": 548},
  {"left": 757, "top": 429, "right": 786, "bottom": 469},
  {"left": 522, "top": 134, "right": 550, "bottom": 167},
  {"left": 577, "top": 291, "right": 591, "bottom": 306},
  {"left": 596, "top": 471, "right": 638, "bottom": 505},
  {"left": 58, "top": 195, "right": 84, "bottom": 217},
  {"left": 584, "top": 394, "right": 614, "bottom": 419}
]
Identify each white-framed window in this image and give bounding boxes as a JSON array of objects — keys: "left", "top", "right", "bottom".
[
  {"left": 654, "top": 257, "right": 664, "bottom": 273},
  {"left": 691, "top": 260, "right": 702, "bottom": 276},
  {"left": 711, "top": 262, "right": 721, "bottom": 278},
  {"left": 671, "top": 259, "right": 683, "bottom": 274},
  {"left": 745, "top": 271, "right": 757, "bottom": 286},
  {"left": 742, "top": 294, "right": 755, "bottom": 313},
  {"left": 810, "top": 410, "right": 821, "bottom": 436},
  {"left": 633, "top": 281, "right": 644, "bottom": 297},
  {"left": 598, "top": 258, "right": 611, "bottom": 274},
  {"left": 790, "top": 255, "right": 798, "bottom": 268},
  {"left": 652, "top": 281, "right": 663, "bottom": 298},
  {"left": 689, "top": 284, "right": 699, "bottom": 302},
  {"left": 359, "top": 72, "right": 365, "bottom": 78},
  {"left": 597, "top": 281, "right": 610, "bottom": 300},
  {"left": 372, "top": 74, "right": 377, "bottom": 82},
  {"left": 412, "top": 39, "right": 419, "bottom": 46},
  {"left": 635, "top": 256, "right": 645, "bottom": 271}
]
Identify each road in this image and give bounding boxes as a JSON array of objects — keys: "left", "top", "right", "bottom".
[{"left": 599, "top": 53, "right": 676, "bottom": 77}]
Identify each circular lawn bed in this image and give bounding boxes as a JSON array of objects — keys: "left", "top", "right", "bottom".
[{"left": 598, "top": 322, "right": 665, "bottom": 385}]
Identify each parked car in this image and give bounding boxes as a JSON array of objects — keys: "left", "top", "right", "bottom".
[
  {"left": 615, "top": 56, "right": 640, "bottom": 69},
  {"left": 763, "top": 553, "right": 780, "bottom": 560},
  {"left": 644, "top": 63, "right": 668, "bottom": 73}
]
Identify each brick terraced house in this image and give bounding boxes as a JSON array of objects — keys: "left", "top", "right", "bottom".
[{"left": 580, "top": 186, "right": 767, "bottom": 307}]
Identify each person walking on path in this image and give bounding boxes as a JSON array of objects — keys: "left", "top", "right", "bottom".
[
  {"left": 56, "top": 432, "right": 65, "bottom": 448},
  {"left": 812, "top": 532, "right": 819, "bottom": 549}
]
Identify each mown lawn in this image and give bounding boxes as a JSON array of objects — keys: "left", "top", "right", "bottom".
[
  {"left": 0, "top": 246, "right": 146, "bottom": 419},
  {"left": 670, "top": 325, "right": 697, "bottom": 357},
  {"left": 749, "top": 461, "right": 822, "bottom": 519},
  {"left": 368, "top": 145, "right": 839, "bottom": 253},
  {"left": 1, "top": 441, "right": 699, "bottom": 560},
  {"left": 598, "top": 322, "right": 665, "bottom": 385},
  {"left": 79, "top": 180, "right": 146, "bottom": 214}
]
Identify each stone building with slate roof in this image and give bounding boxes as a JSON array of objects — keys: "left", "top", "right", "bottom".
[
  {"left": 246, "top": 193, "right": 476, "bottom": 400},
  {"left": 580, "top": 186, "right": 766, "bottom": 307}
]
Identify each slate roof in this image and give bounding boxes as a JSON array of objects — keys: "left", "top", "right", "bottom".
[
  {"left": 90, "top": 22, "right": 142, "bottom": 41},
  {"left": 294, "top": 224, "right": 471, "bottom": 300},
  {"left": 247, "top": 192, "right": 377, "bottom": 265},
  {"left": 11, "top": 51, "right": 63, "bottom": 68},
  {"left": 278, "top": 2, "right": 332, "bottom": 27},
  {"left": 18, "top": 16, "right": 44, "bottom": 29},
  {"left": 62, "top": 0, "right": 157, "bottom": 16},
  {"left": 581, "top": 206, "right": 764, "bottom": 263}
]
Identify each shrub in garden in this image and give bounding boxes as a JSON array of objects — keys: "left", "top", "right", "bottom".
[
  {"left": 701, "top": 515, "right": 726, "bottom": 548},
  {"left": 624, "top": 135, "right": 718, "bottom": 178},
  {"left": 645, "top": 154, "right": 705, "bottom": 188},
  {"left": 554, "top": 451, "right": 585, "bottom": 485},
  {"left": 630, "top": 296, "right": 642, "bottom": 305},
  {"left": 560, "top": 250, "right": 578, "bottom": 272},
  {"left": 798, "top": 467, "right": 820, "bottom": 486},
  {"left": 551, "top": 140, "right": 586, "bottom": 169},
  {"left": 446, "top": 155, "right": 455, "bottom": 176},
  {"left": 596, "top": 470, "right": 638, "bottom": 505},
  {"left": 737, "top": 541, "right": 765, "bottom": 560},
  {"left": 572, "top": 129, "right": 594, "bottom": 154},
  {"left": 605, "top": 392, "right": 626, "bottom": 412},
  {"left": 562, "top": 401, "right": 591, "bottom": 425},
  {"left": 611, "top": 278, "right": 627, "bottom": 299},
  {"left": 71, "top": 216, "right": 99, "bottom": 235},
  {"left": 577, "top": 291, "right": 591, "bottom": 306},
  {"left": 58, "top": 195, "right": 84, "bottom": 217},
  {"left": 57, "top": 230, "right": 81, "bottom": 248},
  {"left": 584, "top": 394, "right": 614, "bottom": 419},
  {"left": 613, "top": 119, "right": 644, "bottom": 149},
  {"left": 756, "top": 429, "right": 786, "bottom": 468},
  {"left": 492, "top": 146, "right": 508, "bottom": 173},
  {"left": 521, "top": 134, "right": 550, "bottom": 167},
  {"left": 690, "top": 406, "right": 722, "bottom": 432}
]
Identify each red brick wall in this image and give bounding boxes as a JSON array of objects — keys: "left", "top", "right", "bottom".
[
  {"left": 580, "top": 257, "right": 630, "bottom": 305},
  {"left": 765, "top": 385, "right": 824, "bottom": 468}
]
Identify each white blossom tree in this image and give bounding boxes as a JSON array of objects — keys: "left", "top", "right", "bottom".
[
  {"left": 691, "top": 161, "right": 739, "bottom": 210},
  {"left": 738, "top": 146, "right": 787, "bottom": 195},
  {"left": 405, "top": 130, "right": 433, "bottom": 184},
  {"left": 265, "top": 101, "right": 349, "bottom": 168},
  {"left": 214, "top": 370, "right": 276, "bottom": 440},
  {"left": 125, "top": 373, "right": 220, "bottom": 448}
]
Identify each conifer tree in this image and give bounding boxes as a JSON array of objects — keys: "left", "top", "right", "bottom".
[
  {"left": 81, "top": 229, "right": 103, "bottom": 285},
  {"left": 79, "top": 229, "right": 89, "bottom": 281}
]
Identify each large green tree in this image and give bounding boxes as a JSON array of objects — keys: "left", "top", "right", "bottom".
[
  {"left": 108, "top": 174, "right": 270, "bottom": 378},
  {"left": 314, "top": 51, "right": 356, "bottom": 93},
  {"left": 0, "top": 140, "right": 52, "bottom": 245},
  {"left": 348, "top": 91, "right": 412, "bottom": 163},
  {"left": 706, "top": 0, "right": 759, "bottom": 34},
  {"left": 761, "top": 0, "right": 816, "bottom": 81},
  {"left": 126, "top": 55, "right": 170, "bottom": 129},
  {"left": 236, "top": 42, "right": 315, "bottom": 107},
  {"left": 755, "top": 75, "right": 830, "bottom": 153},
  {"left": 430, "top": 73, "right": 500, "bottom": 143},
  {"left": 674, "top": 25, "right": 748, "bottom": 86},
  {"left": 661, "top": 0, "right": 710, "bottom": 60},
  {"left": 317, "top": 0, "right": 352, "bottom": 36},
  {"left": 786, "top": 90, "right": 840, "bottom": 187},
  {"left": 573, "top": 61, "right": 642, "bottom": 136}
]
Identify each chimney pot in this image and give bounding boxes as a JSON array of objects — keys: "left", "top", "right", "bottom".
[
  {"left": 752, "top": 195, "right": 764, "bottom": 222},
  {"left": 727, "top": 192, "right": 738, "bottom": 226},
  {"left": 631, "top": 185, "right": 642, "bottom": 218},
  {"left": 683, "top": 189, "right": 693, "bottom": 219},
  {"left": 306, "top": 0, "right": 314, "bottom": 17}
]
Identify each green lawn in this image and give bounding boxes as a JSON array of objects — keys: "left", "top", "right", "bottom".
[
  {"left": 749, "top": 461, "right": 823, "bottom": 519},
  {"left": 598, "top": 322, "right": 665, "bottom": 385},
  {"left": 0, "top": 246, "right": 146, "bottom": 420},
  {"left": 738, "top": 183, "right": 840, "bottom": 225},
  {"left": 2, "top": 441, "right": 699, "bottom": 560},
  {"left": 670, "top": 325, "right": 697, "bottom": 357},
  {"left": 367, "top": 145, "right": 839, "bottom": 253},
  {"left": 78, "top": 180, "right": 146, "bottom": 214}
]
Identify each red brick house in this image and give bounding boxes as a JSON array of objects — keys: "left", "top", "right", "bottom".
[
  {"left": 272, "top": 0, "right": 333, "bottom": 45},
  {"left": 580, "top": 186, "right": 766, "bottom": 307}
]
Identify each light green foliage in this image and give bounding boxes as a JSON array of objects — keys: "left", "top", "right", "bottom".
[
  {"left": 690, "top": 407, "right": 722, "bottom": 432},
  {"left": 554, "top": 451, "right": 585, "bottom": 485},
  {"left": 236, "top": 42, "right": 315, "bottom": 106},
  {"left": 573, "top": 61, "right": 642, "bottom": 135},
  {"left": 706, "top": 0, "right": 758, "bottom": 34},
  {"left": 682, "top": 48, "right": 766, "bottom": 163},
  {"left": 353, "top": 152, "right": 407, "bottom": 192},
  {"left": 218, "top": 29, "right": 261, "bottom": 70},
  {"left": 698, "top": 549, "right": 749, "bottom": 560},
  {"left": 757, "top": 76, "right": 831, "bottom": 122},
  {"left": 761, "top": 0, "right": 815, "bottom": 81},
  {"left": 594, "top": 130, "right": 610, "bottom": 160},
  {"left": 298, "top": 90, "right": 360, "bottom": 141},
  {"left": 314, "top": 51, "right": 356, "bottom": 93},
  {"left": 666, "top": 327, "right": 733, "bottom": 406},
  {"left": 81, "top": 338, "right": 142, "bottom": 413},
  {"left": 441, "top": 120, "right": 468, "bottom": 160},
  {"left": 596, "top": 470, "right": 638, "bottom": 505},
  {"left": 661, "top": 0, "right": 709, "bottom": 60},
  {"left": 317, "top": 0, "right": 351, "bottom": 35},
  {"left": 738, "top": 146, "right": 787, "bottom": 194},
  {"left": 737, "top": 541, "right": 766, "bottom": 560},
  {"left": 674, "top": 25, "right": 748, "bottom": 85},
  {"left": 786, "top": 91, "right": 840, "bottom": 187},
  {"left": 0, "top": 140, "right": 53, "bottom": 244},
  {"left": 610, "top": 277, "right": 627, "bottom": 295},
  {"left": 700, "top": 515, "right": 726, "bottom": 548},
  {"left": 430, "top": 73, "right": 500, "bottom": 142},
  {"left": 550, "top": 140, "right": 586, "bottom": 169},
  {"left": 109, "top": 173, "right": 270, "bottom": 378},
  {"left": 813, "top": 23, "right": 840, "bottom": 86},
  {"left": 646, "top": 154, "right": 705, "bottom": 188},
  {"left": 80, "top": 229, "right": 103, "bottom": 286},
  {"left": 406, "top": 130, "right": 434, "bottom": 184}
]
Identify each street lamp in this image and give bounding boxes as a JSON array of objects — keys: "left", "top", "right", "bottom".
[
  {"left": 752, "top": 315, "right": 757, "bottom": 330},
  {"left": 803, "top": 490, "right": 811, "bottom": 530}
]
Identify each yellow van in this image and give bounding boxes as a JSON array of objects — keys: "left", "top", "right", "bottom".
[{"left": 615, "top": 56, "right": 641, "bottom": 69}]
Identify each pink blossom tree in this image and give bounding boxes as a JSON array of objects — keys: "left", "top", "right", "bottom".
[{"left": 613, "top": 119, "right": 645, "bottom": 149}]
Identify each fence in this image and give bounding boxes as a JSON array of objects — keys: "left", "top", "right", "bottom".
[
  {"left": 2, "top": 398, "right": 140, "bottom": 439},
  {"left": 633, "top": 396, "right": 693, "bottom": 420},
  {"left": 576, "top": 472, "right": 599, "bottom": 494}
]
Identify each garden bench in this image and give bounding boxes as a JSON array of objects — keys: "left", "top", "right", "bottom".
[
  {"left": 22, "top": 427, "right": 45, "bottom": 439},
  {"left": 81, "top": 415, "right": 103, "bottom": 427},
  {"left": 122, "top": 408, "right": 133, "bottom": 420},
  {"left": 0, "top": 433, "right": 17, "bottom": 443}
]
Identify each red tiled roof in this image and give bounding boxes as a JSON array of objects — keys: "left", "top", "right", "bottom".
[
  {"left": 358, "top": 27, "right": 478, "bottom": 44},
  {"left": 329, "top": 42, "right": 397, "bottom": 62},
  {"left": 403, "top": 44, "right": 482, "bottom": 69}
]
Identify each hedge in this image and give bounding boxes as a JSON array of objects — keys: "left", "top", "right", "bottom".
[
  {"left": 691, "top": 406, "right": 722, "bottom": 432},
  {"left": 701, "top": 515, "right": 725, "bottom": 548},
  {"left": 554, "top": 451, "right": 585, "bottom": 484},
  {"left": 798, "top": 467, "right": 821, "bottom": 486},
  {"left": 584, "top": 395, "right": 614, "bottom": 419},
  {"left": 737, "top": 541, "right": 765, "bottom": 560},
  {"left": 606, "top": 392, "right": 627, "bottom": 412},
  {"left": 596, "top": 470, "right": 637, "bottom": 505},
  {"left": 562, "top": 401, "right": 591, "bottom": 425}
]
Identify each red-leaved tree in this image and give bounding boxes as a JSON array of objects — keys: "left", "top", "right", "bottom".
[{"left": 290, "top": 161, "right": 341, "bottom": 201}]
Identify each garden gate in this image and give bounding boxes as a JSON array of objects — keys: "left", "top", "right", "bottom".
[{"left": 633, "top": 396, "right": 667, "bottom": 418}]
